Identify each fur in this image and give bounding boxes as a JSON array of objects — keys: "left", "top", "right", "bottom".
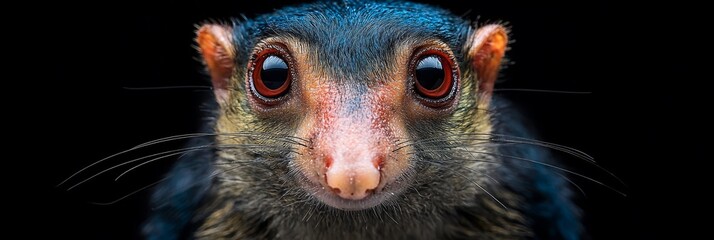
[{"left": 144, "top": 1, "right": 580, "bottom": 239}]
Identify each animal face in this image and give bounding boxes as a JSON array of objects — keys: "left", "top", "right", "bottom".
[{"left": 198, "top": 1, "right": 507, "bottom": 210}]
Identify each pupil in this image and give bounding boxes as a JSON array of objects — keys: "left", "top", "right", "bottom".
[
  {"left": 416, "top": 55, "right": 444, "bottom": 90},
  {"left": 261, "top": 55, "right": 288, "bottom": 90}
]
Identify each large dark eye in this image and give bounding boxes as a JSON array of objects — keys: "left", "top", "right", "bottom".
[
  {"left": 252, "top": 49, "right": 291, "bottom": 98},
  {"left": 413, "top": 50, "right": 453, "bottom": 100}
]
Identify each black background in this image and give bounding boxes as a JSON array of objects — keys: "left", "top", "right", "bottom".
[{"left": 27, "top": 1, "right": 700, "bottom": 239}]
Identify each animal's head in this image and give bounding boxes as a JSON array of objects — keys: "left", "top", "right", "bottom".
[{"left": 197, "top": 1, "right": 507, "bottom": 210}]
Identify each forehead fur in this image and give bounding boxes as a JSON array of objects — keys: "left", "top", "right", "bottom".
[{"left": 232, "top": 0, "right": 471, "bottom": 82}]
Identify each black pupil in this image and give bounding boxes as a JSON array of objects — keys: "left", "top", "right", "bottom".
[
  {"left": 260, "top": 55, "right": 289, "bottom": 90},
  {"left": 415, "top": 55, "right": 445, "bottom": 91}
]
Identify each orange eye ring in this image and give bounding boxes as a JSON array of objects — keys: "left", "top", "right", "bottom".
[
  {"left": 251, "top": 48, "right": 291, "bottom": 98},
  {"left": 413, "top": 49, "right": 454, "bottom": 100}
]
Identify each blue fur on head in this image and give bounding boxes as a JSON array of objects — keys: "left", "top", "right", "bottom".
[{"left": 233, "top": 0, "right": 470, "bottom": 83}]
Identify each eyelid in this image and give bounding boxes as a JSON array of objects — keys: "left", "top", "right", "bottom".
[
  {"left": 248, "top": 45, "right": 295, "bottom": 103},
  {"left": 408, "top": 46, "right": 459, "bottom": 107}
]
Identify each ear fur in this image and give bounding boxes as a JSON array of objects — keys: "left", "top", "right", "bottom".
[
  {"left": 466, "top": 24, "right": 508, "bottom": 105},
  {"left": 197, "top": 24, "right": 235, "bottom": 105}
]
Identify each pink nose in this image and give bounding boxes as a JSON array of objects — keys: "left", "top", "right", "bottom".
[{"left": 324, "top": 156, "right": 381, "bottom": 200}]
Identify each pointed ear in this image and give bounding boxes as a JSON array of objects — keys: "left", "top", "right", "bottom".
[
  {"left": 197, "top": 24, "right": 235, "bottom": 105},
  {"left": 466, "top": 24, "right": 508, "bottom": 105}
]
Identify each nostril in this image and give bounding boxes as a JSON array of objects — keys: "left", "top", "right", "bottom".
[
  {"left": 373, "top": 155, "right": 385, "bottom": 170},
  {"left": 325, "top": 156, "right": 333, "bottom": 169},
  {"left": 331, "top": 187, "right": 341, "bottom": 194}
]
